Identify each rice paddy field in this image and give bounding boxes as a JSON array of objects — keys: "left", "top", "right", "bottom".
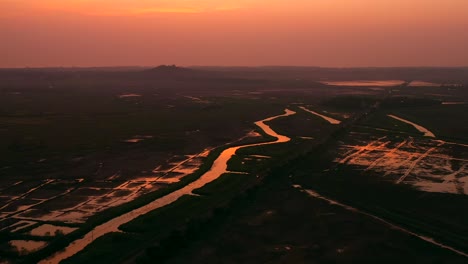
[{"left": 0, "top": 67, "right": 467, "bottom": 263}]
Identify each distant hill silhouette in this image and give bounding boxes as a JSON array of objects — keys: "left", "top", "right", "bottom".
[
  {"left": 140, "top": 65, "right": 202, "bottom": 79},
  {"left": 145, "top": 65, "right": 193, "bottom": 73}
]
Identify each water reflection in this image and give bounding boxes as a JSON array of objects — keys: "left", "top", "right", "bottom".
[
  {"left": 299, "top": 106, "right": 341, "bottom": 125},
  {"left": 320, "top": 80, "right": 404, "bottom": 87},
  {"left": 387, "top": 115, "right": 435, "bottom": 137},
  {"left": 40, "top": 109, "right": 296, "bottom": 264}
]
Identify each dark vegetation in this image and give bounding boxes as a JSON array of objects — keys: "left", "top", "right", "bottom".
[
  {"left": 15, "top": 132, "right": 281, "bottom": 264},
  {"left": 323, "top": 95, "right": 441, "bottom": 111},
  {"left": 192, "top": 66, "right": 468, "bottom": 84},
  {"left": 394, "top": 104, "right": 468, "bottom": 142},
  {"left": 0, "top": 66, "right": 467, "bottom": 263},
  {"left": 167, "top": 174, "right": 467, "bottom": 264},
  {"left": 132, "top": 114, "right": 466, "bottom": 264},
  {"left": 61, "top": 130, "right": 317, "bottom": 263},
  {"left": 292, "top": 151, "right": 468, "bottom": 254}
]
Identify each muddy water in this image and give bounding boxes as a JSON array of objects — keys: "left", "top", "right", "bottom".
[
  {"left": 30, "top": 224, "right": 77, "bottom": 237},
  {"left": 10, "top": 240, "right": 47, "bottom": 254},
  {"left": 387, "top": 115, "right": 435, "bottom": 138},
  {"left": 40, "top": 109, "right": 295, "bottom": 264}
]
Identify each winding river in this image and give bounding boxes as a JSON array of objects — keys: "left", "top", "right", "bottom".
[{"left": 40, "top": 109, "right": 296, "bottom": 264}]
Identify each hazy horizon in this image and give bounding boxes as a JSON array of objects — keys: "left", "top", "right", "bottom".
[
  {"left": 2, "top": 65, "right": 468, "bottom": 70},
  {"left": 2, "top": 0, "right": 468, "bottom": 68}
]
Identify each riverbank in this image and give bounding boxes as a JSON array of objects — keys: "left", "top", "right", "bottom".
[{"left": 38, "top": 109, "right": 296, "bottom": 264}]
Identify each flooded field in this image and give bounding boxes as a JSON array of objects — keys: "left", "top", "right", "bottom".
[
  {"left": 299, "top": 106, "right": 342, "bottom": 124},
  {"left": 321, "top": 80, "right": 404, "bottom": 87},
  {"left": 1, "top": 66, "right": 467, "bottom": 263},
  {"left": 123, "top": 135, "right": 154, "bottom": 143},
  {"left": 387, "top": 115, "right": 435, "bottom": 137},
  {"left": 118, "top": 93, "right": 142, "bottom": 98},
  {"left": 0, "top": 149, "right": 211, "bottom": 232},
  {"left": 442, "top": 102, "right": 466, "bottom": 105},
  {"left": 29, "top": 224, "right": 77, "bottom": 237},
  {"left": 9, "top": 240, "right": 47, "bottom": 255},
  {"left": 40, "top": 109, "right": 296, "bottom": 264},
  {"left": 409, "top": 81, "right": 441, "bottom": 87},
  {"left": 336, "top": 133, "right": 467, "bottom": 195}
]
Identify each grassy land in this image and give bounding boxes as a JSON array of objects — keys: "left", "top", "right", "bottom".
[
  {"left": 359, "top": 111, "right": 424, "bottom": 136},
  {"left": 394, "top": 104, "right": 468, "bottom": 142},
  {"left": 164, "top": 167, "right": 467, "bottom": 264},
  {"left": 129, "top": 98, "right": 467, "bottom": 263},
  {"left": 17, "top": 130, "right": 282, "bottom": 263},
  {"left": 1, "top": 89, "right": 316, "bottom": 263},
  {"left": 63, "top": 94, "right": 468, "bottom": 264},
  {"left": 60, "top": 112, "right": 335, "bottom": 263},
  {"left": 293, "top": 165, "right": 468, "bottom": 254},
  {"left": 2, "top": 69, "right": 467, "bottom": 263}
]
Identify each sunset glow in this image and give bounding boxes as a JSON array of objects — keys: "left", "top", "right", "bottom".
[
  {"left": 1, "top": 2, "right": 468, "bottom": 263},
  {"left": 1, "top": 0, "right": 467, "bottom": 67}
]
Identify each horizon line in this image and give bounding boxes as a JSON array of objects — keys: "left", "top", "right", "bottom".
[{"left": 1, "top": 65, "right": 468, "bottom": 70}]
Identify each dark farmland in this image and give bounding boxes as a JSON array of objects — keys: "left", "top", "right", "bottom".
[{"left": 0, "top": 66, "right": 467, "bottom": 263}]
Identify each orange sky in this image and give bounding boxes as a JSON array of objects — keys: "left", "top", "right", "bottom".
[{"left": 1, "top": 0, "right": 467, "bottom": 67}]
